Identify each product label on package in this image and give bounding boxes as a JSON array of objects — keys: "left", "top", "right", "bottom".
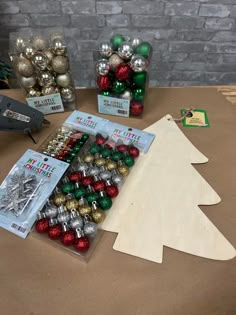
[
  {"left": 26, "top": 93, "right": 64, "bottom": 115},
  {"left": 181, "top": 109, "right": 210, "bottom": 128},
  {"left": 64, "top": 110, "right": 108, "bottom": 135},
  {"left": 98, "top": 95, "right": 130, "bottom": 117}
]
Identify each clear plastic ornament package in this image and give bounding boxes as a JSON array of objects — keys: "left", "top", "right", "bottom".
[
  {"left": 32, "top": 110, "right": 155, "bottom": 261},
  {"left": 94, "top": 34, "right": 152, "bottom": 118},
  {"left": 9, "top": 28, "right": 76, "bottom": 115},
  {"left": 0, "top": 149, "right": 68, "bottom": 238}
]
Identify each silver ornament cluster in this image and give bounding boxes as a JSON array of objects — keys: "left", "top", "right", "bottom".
[{"left": 10, "top": 32, "right": 75, "bottom": 105}]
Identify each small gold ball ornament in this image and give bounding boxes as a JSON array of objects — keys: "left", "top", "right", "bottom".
[
  {"left": 52, "top": 56, "right": 69, "bottom": 74},
  {"left": 56, "top": 73, "right": 71, "bottom": 88},
  {"left": 61, "top": 87, "right": 75, "bottom": 102},
  {"left": 53, "top": 193, "right": 66, "bottom": 206},
  {"left": 83, "top": 153, "right": 94, "bottom": 163},
  {"left": 32, "top": 52, "right": 49, "bottom": 71},
  {"left": 118, "top": 165, "right": 129, "bottom": 177},
  {"left": 38, "top": 71, "right": 55, "bottom": 87},
  {"left": 19, "top": 75, "right": 36, "bottom": 89},
  {"left": 52, "top": 38, "right": 66, "bottom": 56},
  {"left": 15, "top": 58, "right": 34, "bottom": 77},
  {"left": 26, "top": 88, "right": 41, "bottom": 98},
  {"left": 42, "top": 85, "right": 59, "bottom": 95},
  {"left": 24, "top": 44, "right": 36, "bottom": 59},
  {"left": 94, "top": 157, "right": 106, "bottom": 167},
  {"left": 79, "top": 205, "right": 92, "bottom": 216},
  {"left": 32, "top": 35, "right": 48, "bottom": 50},
  {"left": 91, "top": 208, "right": 106, "bottom": 223},
  {"left": 106, "top": 160, "right": 117, "bottom": 171},
  {"left": 66, "top": 199, "right": 79, "bottom": 210}
]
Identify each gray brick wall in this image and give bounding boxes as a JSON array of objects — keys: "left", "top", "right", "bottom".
[{"left": 0, "top": 0, "right": 236, "bottom": 87}]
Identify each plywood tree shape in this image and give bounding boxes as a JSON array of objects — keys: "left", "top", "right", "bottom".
[{"left": 101, "top": 115, "right": 236, "bottom": 263}]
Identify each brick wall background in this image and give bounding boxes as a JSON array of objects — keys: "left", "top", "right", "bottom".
[{"left": 0, "top": 0, "right": 236, "bottom": 87}]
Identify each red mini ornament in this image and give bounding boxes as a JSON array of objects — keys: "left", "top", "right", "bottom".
[
  {"left": 95, "top": 135, "right": 107, "bottom": 145},
  {"left": 35, "top": 218, "right": 49, "bottom": 233},
  {"left": 48, "top": 224, "right": 63, "bottom": 240},
  {"left": 93, "top": 180, "right": 106, "bottom": 192},
  {"left": 56, "top": 155, "right": 65, "bottom": 160},
  {"left": 128, "top": 146, "right": 140, "bottom": 158},
  {"left": 69, "top": 171, "right": 82, "bottom": 182},
  {"left": 97, "top": 75, "right": 110, "bottom": 90},
  {"left": 68, "top": 137, "right": 78, "bottom": 145},
  {"left": 81, "top": 176, "right": 94, "bottom": 187},
  {"left": 130, "top": 102, "right": 143, "bottom": 116},
  {"left": 74, "top": 236, "right": 90, "bottom": 252},
  {"left": 115, "top": 63, "right": 131, "bottom": 81},
  {"left": 61, "top": 230, "right": 75, "bottom": 246},
  {"left": 105, "top": 185, "right": 119, "bottom": 198},
  {"left": 117, "top": 144, "right": 128, "bottom": 152}
]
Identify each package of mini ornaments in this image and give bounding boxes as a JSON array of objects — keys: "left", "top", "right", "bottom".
[
  {"left": 9, "top": 28, "right": 76, "bottom": 115},
  {"left": 94, "top": 34, "right": 152, "bottom": 118},
  {"left": 33, "top": 110, "right": 155, "bottom": 261}
]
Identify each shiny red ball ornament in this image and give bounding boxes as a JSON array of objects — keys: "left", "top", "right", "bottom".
[
  {"left": 62, "top": 149, "right": 70, "bottom": 155},
  {"left": 128, "top": 146, "right": 140, "bottom": 158},
  {"left": 93, "top": 180, "right": 106, "bottom": 192},
  {"left": 96, "top": 135, "right": 107, "bottom": 145},
  {"left": 48, "top": 224, "right": 63, "bottom": 240},
  {"left": 69, "top": 171, "right": 82, "bottom": 182},
  {"left": 130, "top": 102, "right": 144, "bottom": 116},
  {"left": 74, "top": 236, "right": 90, "bottom": 252},
  {"left": 115, "top": 63, "right": 131, "bottom": 81},
  {"left": 105, "top": 185, "right": 119, "bottom": 198},
  {"left": 35, "top": 218, "right": 49, "bottom": 233},
  {"left": 117, "top": 144, "right": 128, "bottom": 152},
  {"left": 61, "top": 230, "right": 75, "bottom": 246},
  {"left": 57, "top": 155, "right": 65, "bottom": 160},
  {"left": 97, "top": 75, "right": 110, "bottom": 90},
  {"left": 68, "top": 137, "right": 78, "bottom": 145},
  {"left": 81, "top": 176, "right": 94, "bottom": 187}
]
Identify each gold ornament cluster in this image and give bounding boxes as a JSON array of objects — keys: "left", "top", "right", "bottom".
[{"left": 11, "top": 33, "right": 75, "bottom": 103}]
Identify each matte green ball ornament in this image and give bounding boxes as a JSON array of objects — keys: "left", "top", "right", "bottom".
[
  {"left": 112, "top": 151, "right": 124, "bottom": 162},
  {"left": 123, "top": 155, "right": 135, "bottom": 167},
  {"left": 113, "top": 80, "right": 126, "bottom": 94},
  {"left": 133, "top": 72, "right": 147, "bottom": 88},
  {"left": 135, "top": 42, "right": 152, "bottom": 59},
  {"left": 133, "top": 88, "right": 145, "bottom": 100},
  {"left": 74, "top": 186, "right": 87, "bottom": 199},
  {"left": 98, "top": 196, "right": 112, "bottom": 211},
  {"left": 61, "top": 182, "right": 74, "bottom": 194},
  {"left": 86, "top": 192, "right": 99, "bottom": 204},
  {"left": 89, "top": 144, "right": 101, "bottom": 155},
  {"left": 100, "top": 90, "right": 111, "bottom": 97},
  {"left": 110, "top": 34, "right": 125, "bottom": 51},
  {"left": 101, "top": 147, "right": 112, "bottom": 158}
]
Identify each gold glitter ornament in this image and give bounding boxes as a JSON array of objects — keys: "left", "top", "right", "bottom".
[
  {"left": 79, "top": 205, "right": 92, "bottom": 216},
  {"left": 26, "top": 88, "right": 41, "bottom": 98},
  {"left": 52, "top": 56, "right": 69, "bottom": 74},
  {"left": 106, "top": 160, "right": 117, "bottom": 171},
  {"left": 66, "top": 199, "right": 79, "bottom": 210},
  {"left": 56, "top": 73, "right": 71, "bottom": 88},
  {"left": 32, "top": 35, "right": 48, "bottom": 51},
  {"left": 15, "top": 58, "right": 34, "bottom": 77},
  {"left": 83, "top": 153, "right": 94, "bottom": 163},
  {"left": 42, "top": 85, "right": 59, "bottom": 95},
  {"left": 94, "top": 157, "right": 106, "bottom": 167},
  {"left": 19, "top": 75, "right": 36, "bottom": 89},
  {"left": 91, "top": 208, "right": 105, "bottom": 223},
  {"left": 38, "top": 71, "right": 55, "bottom": 87},
  {"left": 53, "top": 193, "right": 66, "bottom": 206},
  {"left": 52, "top": 38, "right": 66, "bottom": 56},
  {"left": 61, "top": 87, "right": 75, "bottom": 102},
  {"left": 24, "top": 44, "right": 36, "bottom": 59},
  {"left": 32, "top": 52, "right": 49, "bottom": 71},
  {"left": 118, "top": 165, "right": 129, "bottom": 177}
]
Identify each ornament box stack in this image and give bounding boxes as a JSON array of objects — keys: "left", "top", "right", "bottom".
[
  {"left": 95, "top": 34, "right": 152, "bottom": 118},
  {"left": 9, "top": 29, "right": 76, "bottom": 114}
]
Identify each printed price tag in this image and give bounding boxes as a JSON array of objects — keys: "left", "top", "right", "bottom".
[
  {"left": 98, "top": 95, "right": 130, "bottom": 117},
  {"left": 26, "top": 93, "right": 64, "bottom": 115}
]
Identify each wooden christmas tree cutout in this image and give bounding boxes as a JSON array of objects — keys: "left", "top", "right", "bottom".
[{"left": 101, "top": 116, "right": 236, "bottom": 263}]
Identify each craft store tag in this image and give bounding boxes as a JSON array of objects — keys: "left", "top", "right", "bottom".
[
  {"left": 97, "top": 95, "right": 130, "bottom": 117},
  {"left": 181, "top": 109, "right": 210, "bottom": 128},
  {"left": 26, "top": 93, "right": 64, "bottom": 115},
  {"left": 104, "top": 122, "right": 155, "bottom": 153},
  {"left": 64, "top": 110, "right": 108, "bottom": 135}
]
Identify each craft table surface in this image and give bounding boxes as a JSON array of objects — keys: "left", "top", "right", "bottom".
[{"left": 0, "top": 88, "right": 235, "bottom": 315}]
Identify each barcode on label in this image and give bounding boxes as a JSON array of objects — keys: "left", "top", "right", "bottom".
[
  {"left": 51, "top": 105, "right": 63, "bottom": 111},
  {"left": 117, "top": 109, "right": 128, "bottom": 115},
  {"left": 11, "top": 223, "right": 26, "bottom": 233}
]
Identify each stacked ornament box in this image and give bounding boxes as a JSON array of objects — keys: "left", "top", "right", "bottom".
[
  {"left": 9, "top": 29, "right": 76, "bottom": 114},
  {"left": 95, "top": 34, "right": 152, "bottom": 117}
]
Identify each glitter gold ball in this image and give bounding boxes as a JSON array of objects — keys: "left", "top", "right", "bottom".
[
  {"left": 15, "top": 58, "right": 34, "bottom": 77},
  {"left": 52, "top": 56, "right": 69, "bottom": 74},
  {"left": 66, "top": 199, "right": 79, "bottom": 210},
  {"left": 106, "top": 160, "right": 117, "bottom": 171},
  {"left": 118, "top": 165, "right": 129, "bottom": 177},
  {"left": 79, "top": 205, "right": 92, "bottom": 216},
  {"left": 56, "top": 73, "right": 71, "bottom": 88},
  {"left": 91, "top": 208, "right": 106, "bottom": 223},
  {"left": 32, "top": 35, "right": 48, "bottom": 51},
  {"left": 53, "top": 193, "right": 66, "bottom": 206},
  {"left": 83, "top": 153, "right": 94, "bottom": 163},
  {"left": 94, "top": 157, "right": 106, "bottom": 167}
]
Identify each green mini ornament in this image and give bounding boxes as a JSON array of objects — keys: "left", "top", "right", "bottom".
[
  {"left": 112, "top": 151, "right": 124, "bottom": 162},
  {"left": 61, "top": 182, "right": 74, "bottom": 194},
  {"left": 98, "top": 196, "right": 112, "bottom": 211},
  {"left": 123, "top": 155, "right": 135, "bottom": 167},
  {"left": 81, "top": 134, "right": 89, "bottom": 142},
  {"left": 73, "top": 144, "right": 82, "bottom": 153},
  {"left": 74, "top": 186, "right": 87, "bottom": 199},
  {"left": 110, "top": 34, "right": 125, "bottom": 51},
  {"left": 113, "top": 80, "right": 126, "bottom": 94},
  {"left": 65, "top": 156, "right": 73, "bottom": 164},
  {"left": 133, "top": 88, "right": 145, "bottom": 100},
  {"left": 101, "top": 147, "right": 112, "bottom": 158},
  {"left": 133, "top": 72, "right": 147, "bottom": 88},
  {"left": 135, "top": 42, "right": 152, "bottom": 59},
  {"left": 86, "top": 192, "right": 99, "bottom": 204},
  {"left": 89, "top": 144, "right": 101, "bottom": 155},
  {"left": 70, "top": 151, "right": 77, "bottom": 158},
  {"left": 100, "top": 90, "right": 111, "bottom": 97}
]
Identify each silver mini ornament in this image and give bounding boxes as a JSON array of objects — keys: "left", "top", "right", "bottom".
[
  {"left": 15, "top": 58, "right": 34, "bottom": 77},
  {"left": 52, "top": 38, "right": 66, "bottom": 56},
  {"left": 52, "top": 56, "right": 69, "bottom": 74},
  {"left": 99, "top": 166, "right": 111, "bottom": 181},
  {"left": 96, "top": 59, "right": 110, "bottom": 76},
  {"left": 99, "top": 42, "right": 113, "bottom": 58},
  {"left": 15, "top": 37, "right": 26, "bottom": 53},
  {"left": 45, "top": 205, "right": 58, "bottom": 218},
  {"left": 32, "top": 35, "right": 48, "bottom": 51},
  {"left": 108, "top": 54, "right": 123, "bottom": 70},
  {"left": 70, "top": 210, "right": 84, "bottom": 229},
  {"left": 120, "top": 89, "right": 132, "bottom": 100},
  {"left": 111, "top": 171, "right": 124, "bottom": 187},
  {"left": 32, "top": 52, "right": 49, "bottom": 71},
  {"left": 83, "top": 221, "right": 97, "bottom": 237},
  {"left": 57, "top": 209, "right": 70, "bottom": 224},
  {"left": 118, "top": 42, "right": 134, "bottom": 60},
  {"left": 130, "top": 55, "right": 148, "bottom": 72},
  {"left": 61, "top": 87, "right": 75, "bottom": 102},
  {"left": 89, "top": 166, "right": 100, "bottom": 176},
  {"left": 38, "top": 71, "right": 55, "bottom": 87},
  {"left": 56, "top": 73, "right": 71, "bottom": 88},
  {"left": 131, "top": 38, "right": 142, "bottom": 48},
  {"left": 19, "top": 75, "right": 36, "bottom": 89},
  {"left": 24, "top": 44, "right": 36, "bottom": 59}
]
